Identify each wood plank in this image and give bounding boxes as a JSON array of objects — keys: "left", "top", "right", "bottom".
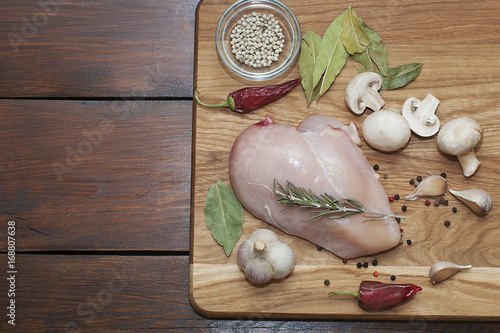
[
  {"left": 192, "top": 0, "right": 500, "bottom": 320},
  {"left": 0, "top": 254, "right": 498, "bottom": 331},
  {"left": 0, "top": 100, "right": 192, "bottom": 251},
  {"left": 0, "top": 0, "right": 198, "bottom": 98}
]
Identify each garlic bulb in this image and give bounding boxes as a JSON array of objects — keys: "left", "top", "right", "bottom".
[
  {"left": 237, "top": 229, "right": 295, "bottom": 285},
  {"left": 429, "top": 261, "right": 471, "bottom": 284},
  {"left": 406, "top": 175, "right": 448, "bottom": 201},
  {"left": 449, "top": 188, "right": 493, "bottom": 217}
]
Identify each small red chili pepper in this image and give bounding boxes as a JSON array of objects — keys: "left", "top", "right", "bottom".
[
  {"left": 194, "top": 77, "right": 302, "bottom": 113},
  {"left": 329, "top": 281, "right": 422, "bottom": 312}
]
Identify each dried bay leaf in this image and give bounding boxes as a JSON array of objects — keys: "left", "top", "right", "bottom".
[
  {"left": 381, "top": 63, "right": 423, "bottom": 90},
  {"left": 205, "top": 180, "right": 243, "bottom": 256},
  {"left": 299, "top": 29, "right": 323, "bottom": 104},
  {"left": 312, "top": 11, "right": 349, "bottom": 99},
  {"left": 342, "top": 4, "right": 370, "bottom": 55},
  {"left": 352, "top": 20, "right": 389, "bottom": 76}
]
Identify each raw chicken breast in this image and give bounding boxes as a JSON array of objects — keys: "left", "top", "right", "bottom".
[
  {"left": 229, "top": 115, "right": 401, "bottom": 259},
  {"left": 297, "top": 114, "right": 362, "bottom": 146}
]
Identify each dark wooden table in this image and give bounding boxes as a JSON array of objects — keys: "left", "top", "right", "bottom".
[{"left": 0, "top": 1, "right": 498, "bottom": 331}]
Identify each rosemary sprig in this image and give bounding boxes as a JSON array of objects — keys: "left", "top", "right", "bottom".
[{"left": 273, "top": 179, "right": 406, "bottom": 223}]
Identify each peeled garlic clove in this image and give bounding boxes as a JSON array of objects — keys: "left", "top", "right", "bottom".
[
  {"left": 406, "top": 175, "right": 448, "bottom": 201},
  {"left": 429, "top": 261, "right": 471, "bottom": 284},
  {"left": 449, "top": 188, "right": 493, "bottom": 217}
]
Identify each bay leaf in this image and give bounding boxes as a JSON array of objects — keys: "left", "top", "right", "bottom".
[
  {"left": 352, "top": 19, "right": 389, "bottom": 76},
  {"left": 299, "top": 29, "right": 323, "bottom": 104},
  {"left": 312, "top": 11, "right": 349, "bottom": 99},
  {"left": 204, "top": 180, "right": 243, "bottom": 256},
  {"left": 381, "top": 63, "right": 423, "bottom": 90},
  {"left": 342, "top": 4, "right": 370, "bottom": 55}
]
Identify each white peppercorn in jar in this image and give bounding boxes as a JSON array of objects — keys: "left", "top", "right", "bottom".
[{"left": 230, "top": 12, "right": 285, "bottom": 69}]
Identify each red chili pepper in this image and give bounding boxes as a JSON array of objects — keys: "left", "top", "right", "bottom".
[
  {"left": 194, "top": 77, "right": 302, "bottom": 113},
  {"left": 329, "top": 281, "right": 422, "bottom": 312}
]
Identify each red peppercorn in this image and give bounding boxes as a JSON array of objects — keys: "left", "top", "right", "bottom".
[
  {"left": 425, "top": 199, "right": 431, "bottom": 206},
  {"left": 343, "top": 259, "right": 348, "bottom": 264},
  {"left": 373, "top": 271, "right": 378, "bottom": 277},
  {"left": 389, "top": 196, "right": 395, "bottom": 202},
  {"left": 329, "top": 281, "right": 422, "bottom": 312}
]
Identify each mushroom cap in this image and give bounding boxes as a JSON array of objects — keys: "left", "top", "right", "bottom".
[
  {"left": 362, "top": 109, "right": 411, "bottom": 152},
  {"left": 402, "top": 94, "right": 440, "bottom": 137},
  {"left": 345, "top": 72, "right": 384, "bottom": 114},
  {"left": 437, "top": 117, "right": 483, "bottom": 156}
]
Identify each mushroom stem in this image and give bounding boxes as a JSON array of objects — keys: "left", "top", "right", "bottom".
[
  {"left": 414, "top": 93, "right": 440, "bottom": 125},
  {"left": 361, "top": 88, "right": 385, "bottom": 112},
  {"left": 253, "top": 240, "right": 267, "bottom": 253},
  {"left": 457, "top": 150, "right": 481, "bottom": 177}
]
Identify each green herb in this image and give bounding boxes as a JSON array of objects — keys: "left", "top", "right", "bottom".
[
  {"left": 342, "top": 4, "right": 370, "bottom": 55},
  {"left": 273, "top": 179, "right": 406, "bottom": 223},
  {"left": 312, "top": 10, "right": 349, "bottom": 100},
  {"left": 380, "top": 63, "right": 423, "bottom": 90},
  {"left": 299, "top": 4, "right": 422, "bottom": 103},
  {"left": 204, "top": 180, "right": 243, "bottom": 256},
  {"left": 299, "top": 29, "right": 323, "bottom": 104}
]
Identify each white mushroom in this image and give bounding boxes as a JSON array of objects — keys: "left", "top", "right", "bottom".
[
  {"left": 362, "top": 109, "right": 411, "bottom": 152},
  {"left": 402, "top": 93, "right": 440, "bottom": 137},
  {"left": 345, "top": 72, "right": 385, "bottom": 114},
  {"left": 437, "top": 117, "right": 483, "bottom": 177}
]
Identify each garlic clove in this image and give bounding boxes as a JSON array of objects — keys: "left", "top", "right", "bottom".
[
  {"left": 406, "top": 175, "right": 448, "bottom": 201},
  {"left": 449, "top": 188, "right": 493, "bottom": 217},
  {"left": 266, "top": 242, "right": 295, "bottom": 279},
  {"left": 429, "top": 261, "right": 471, "bottom": 285},
  {"left": 244, "top": 257, "right": 274, "bottom": 285}
]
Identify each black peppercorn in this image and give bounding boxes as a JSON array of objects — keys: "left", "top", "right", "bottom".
[
  {"left": 439, "top": 197, "right": 445, "bottom": 204},
  {"left": 443, "top": 200, "right": 449, "bottom": 206},
  {"left": 394, "top": 194, "right": 400, "bottom": 200},
  {"left": 373, "top": 164, "right": 379, "bottom": 171},
  {"left": 383, "top": 174, "right": 388, "bottom": 179},
  {"left": 416, "top": 175, "right": 422, "bottom": 182},
  {"left": 434, "top": 200, "right": 440, "bottom": 206},
  {"left": 391, "top": 275, "right": 396, "bottom": 281},
  {"left": 452, "top": 207, "right": 458, "bottom": 213},
  {"left": 357, "top": 262, "right": 362, "bottom": 268},
  {"left": 407, "top": 239, "right": 412, "bottom": 245},
  {"left": 395, "top": 217, "right": 401, "bottom": 223},
  {"left": 363, "top": 262, "right": 369, "bottom": 268},
  {"left": 444, "top": 220, "right": 451, "bottom": 227},
  {"left": 372, "top": 259, "right": 378, "bottom": 266},
  {"left": 324, "top": 279, "right": 330, "bottom": 286},
  {"left": 441, "top": 172, "right": 447, "bottom": 178},
  {"left": 409, "top": 179, "right": 415, "bottom": 185},
  {"left": 317, "top": 245, "right": 323, "bottom": 251},
  {"left": 402, "top": 205, "right": 407, "bottom": 212}
]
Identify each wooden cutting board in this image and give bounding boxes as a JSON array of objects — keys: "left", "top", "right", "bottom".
[{"left": 191, "top": 0, "right": 500, "bottom": 320}]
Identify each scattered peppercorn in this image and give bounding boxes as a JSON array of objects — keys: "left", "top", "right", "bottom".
[
  {"left": 317, "top": 245, "right": 323, "bottom": 251},
  {"left": 324, "top": 279, "right": 330, "bottom": 286},
  {"left": 343, "top": 258, "right": 348, "bottom": 264},
  {"left": 439, "top": 197, "right": 445, "bottom": 204},
  {"left": 434, "top": 200, "right": 440, "bottom": 206},
  {"left": 389, "top": 196, "right": 395, "bottom": 202},
  {"left": 425, "top": 199, "right": 431, "bottom": 206},
  {"left": 402, "top": 205, "right": 407, "bottom": 212},
  {"left": 363, "top": 262, "right": 369, "bottom": 268},
  {"left": 373, "top": 164, "right": 379, "bottom": 171},
  {"left": 452, "top": 207, "right": 458, "bottom": 213},
  {"left": 407, "top": 239, "right": 412, "bottom": 246},
  {"left": 357, "top": 262, "right": 362, "bottom": 268},
  {"left": 391, "top": 275, "right": 396, "bottom": 281},
  {"left": 396, "top": 217, "right": 401, "bottom": 223},
  {"left": 400, "top": 228, "right": 404, "bottom": 232},
  {"left": 372, "top": 259, "right": 378, "bottom": 266},
  {"left": 394, "top": 194, "right": 400, "bottom": 200},
  {"left": 383, "top": 174, "right": 388, "bottom": 179},
  {"left": 441, "top": 172, "right": 447, "bottom": 178},
  {"left": 409, "top": 179, "right": 415, "bottom": 185},
  {"left": 444, "top": 220, "right": 451, "bottom": 227},
  {"left": 416, "top": 175, "right": 423, "bottom": 182},
  {"left": 443, "top": 200, "right": 449, "bottom": 206},
  {"left": 373, "top": 271, "right": 378, "bottom": 277}
]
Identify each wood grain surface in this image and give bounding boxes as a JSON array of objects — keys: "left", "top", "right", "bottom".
[
  {"left": 0, "top": 0, "right": 499, "bottom": 331},
  {"left": 0, "top": 0, "right": 197, "bottom": 98},
  {"left": 192, "top": 0, "right": 500, "bottom": 320}
]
